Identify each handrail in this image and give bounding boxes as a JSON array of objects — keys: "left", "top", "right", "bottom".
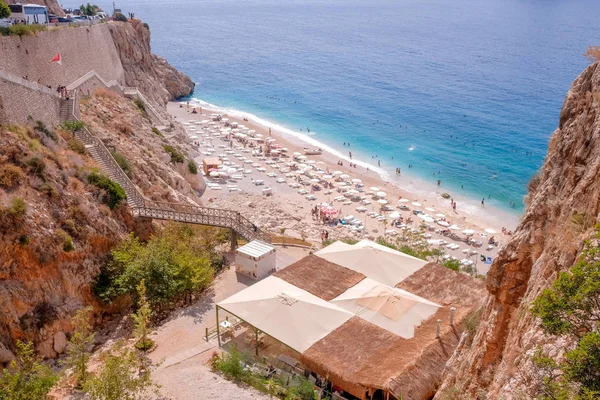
[
  {"left": 0, "top": 70, "right": 61, "bottom": 97},
  {"left": 67, "top": 90, "right": 270, "bottom": 242},
  {"left": 132, "top": 90, "right": 168, "bottom": 126}
]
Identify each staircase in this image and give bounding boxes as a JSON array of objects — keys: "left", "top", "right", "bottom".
[
  {"left": 59, "top": 98, "right": 76, "bottom": 122},
  {"left": 71, "top": 94, "right": 271, "bottom": 244}
]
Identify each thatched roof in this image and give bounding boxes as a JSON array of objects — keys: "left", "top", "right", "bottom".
[
  {"left": 274, "top": 255, "right": 365, "bottom": 301},
  {"left": 301, "top": 263, "right": 487, "bottom": 400}
]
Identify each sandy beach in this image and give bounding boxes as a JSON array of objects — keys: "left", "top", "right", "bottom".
[{"left": 166, "top": 101, "right": 519, "bottom": 275}]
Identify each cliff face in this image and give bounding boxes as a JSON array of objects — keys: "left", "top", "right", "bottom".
[
  {"left": 107, "top": 20, "right": 195, "bottom": 107},
  {"left": 0, "top": 92, "right": 202, "bottom": 362},
  {"left": 436, "top": 62, "right": 600, "bottom": 398}
]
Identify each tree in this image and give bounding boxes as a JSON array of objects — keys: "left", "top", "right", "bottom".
[
  {"left": 0, "top": 0, "right": 11, "bottom": 20},
  {"left": 0, "top": 341, "right": 58, "bottom": 400},
  {"left": 64, "top": 307, "right": 95, "bottom": 388},
  {"left": 531, "top": 231, "right": 600, "bottom": 398},
  {"left": 84, "top": 341, "right": 159, "bottom": 400},
  {"left": 79, "top": 3, "right": 98, "bottom": 16},
  {"left": 132, "top": 280, "right": 153, "bottom": 352}
]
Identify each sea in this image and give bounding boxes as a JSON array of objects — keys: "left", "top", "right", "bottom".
[{"left": 84, "top": 0, "right": 600, "bottom": 216}]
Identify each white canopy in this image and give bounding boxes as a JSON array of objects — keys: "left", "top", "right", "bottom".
[
  {"left": 236, "top": 240, "right": 275, "bottom": 260},
  {"left": 218, "top": 277, "right": 353, "bottom": 353},
  {"left": 331, "top": 278, "right": 440, "bottom": 339},
  {"left": 316, "top": 240, "right": 427, "bottom": 286}
]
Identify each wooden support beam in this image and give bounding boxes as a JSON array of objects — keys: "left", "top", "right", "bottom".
[
  {"left": 230, "top": 229, "right": 238, "bottom": 252},
  {"left": 216, "top": 305, "right": 221, "bottom": 347}
]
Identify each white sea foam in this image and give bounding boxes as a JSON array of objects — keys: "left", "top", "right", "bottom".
[{"left": 190, "top": 97, "right": 392, "bottom": 181}]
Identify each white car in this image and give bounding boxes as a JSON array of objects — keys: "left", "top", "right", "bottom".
[{"left": 0, "top": 19, "right": 14, "bottom": 27}]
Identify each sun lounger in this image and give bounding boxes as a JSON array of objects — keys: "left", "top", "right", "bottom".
[
  {"left": 262, "top": 188, "right": 272, "bottom": 196},
  {"left": 334, "top": 196, "right": 346, "bottom": 202},
  {"left": 356, "top": 206, "right": 368, "bottom": 212},
  {"left": 243, "top": 169, "right": 253, "bottom": 174},
  {"left": 254, "top": 180, "right": 265, "bottom": 186},
  {"left": 267, "top": 172, "right": 277, "bottom": 178},
  {"left": 209, "top": 186, "right": 222, "bottom": 190},
  {"left": 362, "top": 199, "right": 372, "bottom": 205},
  {"left": 305, "top": 194, "right": 317, "bottom": 200},
  {"left": 298, "top": 189, "right": 308, "bottom": 195},
  {"left": 257, "top": 167, "right": 267, "bottom": 172},
  {"left": 276, "top": 178, "right": 286, "bottom": 183},
  {"left": 231, "top": 174, "right": 243, "bottom": 180}
]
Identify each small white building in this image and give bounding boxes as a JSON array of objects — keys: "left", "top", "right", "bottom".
[{"left": 235, "top": 240, "right": 276, "bottom": 280}]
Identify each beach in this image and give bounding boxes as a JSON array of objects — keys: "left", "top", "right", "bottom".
[{"left": 167, "top": 100, "right": 520, "bottom": 275}]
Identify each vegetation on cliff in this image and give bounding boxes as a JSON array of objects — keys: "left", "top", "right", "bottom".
[{"left": 530, "top": 230, "right": 600, "bottom": 399}]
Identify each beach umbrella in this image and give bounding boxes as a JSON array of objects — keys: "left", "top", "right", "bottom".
[
  {"left": 320, "top": 205, "right": 338, "bottom": 215},
  {"left": 462, "top": 229, "right": 475, "bottom": 236},
  {"left": 209, "top": 171, "right": 220, "bottom": 177},
  {"left": 292, "top": 152, "right": 302, "bottom": 156},
  {"left": 425, "top": 207, "right": 436, "bottom": 212},
  {"left": 388, "top": 212, "right": 401, "bottom": 219},
  {"left": 485, "top": 228, "right": 497, "bottom": 234},
  {"left": 378, "top": 199, "right": 388, "bottom": 205},
  {"left": 298, "top": 155, "right": 307, "bottom": 160},
  {"left": 351, "top": 178, "right": 362, "bottom": 184},
  {"left": 307, "top": 160, "right": 316, "bottom": 164},
  {"left": 340, "top": 174, "right": 350, "bottom": 179},
  {"left": 398, "top": 198, "right": 409, "bottom": 203},
  {"left": 435, "top": 213, "right": 446, "bottom": 218},
  {"left": 370, "top": 186, "right": 380, "bottom": 191},
  {"left": 333, "top": 171, "right": 343, "bottom": 176},
  {"left": 411, "top": 202, "right": 422, "bottom": 207},
  {"left": 376, "top": 191, "right": 387, "bottom": 198},
  {"left": 437, "top": 221, "right": 450, "bottom": 227},
  {"left": 310, "top": 179, "right": 320, "bottom": 183},
  {"left": 315, "top": 170, "right": 325, "bottom": 175},
  {"left": 347, "top": 189, "right": 360, "bottom": 195},
  {"left": 323, "top": 175, "right": 334, "bottom": 179},
  {"left": 267, "top": 138, "right": 276, "bottom": 142},
  {"left": 450, "top": 224, "right": 461, "bottom": 230},
  {"left": 418, "top": 215, "right": 434, "bottom": 223}
]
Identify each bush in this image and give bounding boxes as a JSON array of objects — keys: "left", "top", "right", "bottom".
[
  {"left": 58, "top": 230, "right": 74, "bottom": 252},
  {"left": 96, "top": 225, "right": 215, "bottom": 307},
  {"left": 213, "top": 347, "right": 246, "bottom": 381},
  {"left": 68, "top": 138, "right": 87, "bottom": 154},
  {"left": 134, "top": 99, "right": 146, "bottom": 112},
  {"left": 113, "top": 12, "right": 127, "bottom": 22},
  {"left": 25, "top": 157, "right": 46, "bottom": 180},
  {"left": 61, "top": 120, "right": 85, "bottom": 133},
  {"left": 39, "top": 182, "right": 58, "bottom": 198},
  {"left": 0, "top": 0, "right": 10, "bottom": 19},
  {"left": 87, "top": 172, "right": 126, "bottom": 209},
  {"left": 0, "top": 164, "right": 24, "bottom": 189},
  {"left": 34, "top": 121, "right": 57, "bottom": 142},
  {"left": 443, "top": 259, "right": 460, "bottom": 271},
  {"left": 0, "top": 24, "right": 47, "bottom": 37},
  {"left": 18, "top": 235, "right": 29, "bottom": 245},
  {"left": 151, "top": 127, "right": 163, "bottom": 137},
  {"left": 163, "top": 145, "right": 185, "bottom": 164},
  {"left": 187, "top": 160, "right": 198, "bottom": 175},
  {"left": 7, "top": 197, "right": 27, "bottom": 218},
  {"left": 111, "top": 151, "right": 133, "bottom": 177}
]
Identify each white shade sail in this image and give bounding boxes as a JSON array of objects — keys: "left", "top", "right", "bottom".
[
  {"left": 316, "top": 240, "right": 427, "bottom": 286},
  {"left": 218, "top": 276, "right": 353, "bottom": 353},
  {"left": 331, "top": 278, "right": 440, "bottom": 339}
]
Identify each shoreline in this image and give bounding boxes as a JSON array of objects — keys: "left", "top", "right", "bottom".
[{"left": 177, "top": 98, "right": 520, "bottom": 232}]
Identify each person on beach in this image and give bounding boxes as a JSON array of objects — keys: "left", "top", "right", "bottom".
[
  {"left": 437, "top": 180, "right": 441, "bottom": 186},
  {"left": 481, "top": 198, "right": 485, "bottom": 207}
]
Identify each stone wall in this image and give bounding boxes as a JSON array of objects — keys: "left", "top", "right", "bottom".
[
  {"left": 0, "top": 24, "right": 125, "bottom": 90},
  {"left": 0, "top": 72, "right": 61, "bottom": 127}
]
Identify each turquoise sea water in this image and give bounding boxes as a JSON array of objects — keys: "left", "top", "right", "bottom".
[{"left": 90, "top": 0, "right": 600, "bottom": 213}]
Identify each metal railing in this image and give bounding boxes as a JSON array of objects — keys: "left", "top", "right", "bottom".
[{"left": 67, "top": 89, "right": 270, "bottom": 243}]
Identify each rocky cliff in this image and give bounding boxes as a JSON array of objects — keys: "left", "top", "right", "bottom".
[
  {"left": 0, "top": 91, "right": 202, "bottom": 363},
  {"left": 107, "top": 19, "right": 195, "bottom": 107},
  {"left": 436, "top": 61, "right": 600, "bottom": 398}
]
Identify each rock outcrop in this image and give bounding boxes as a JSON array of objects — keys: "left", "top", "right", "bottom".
[
  {"left": 436, "top": 62, "right": 600, "bottom": 398},
  {"left": 107, "top": 19, "right": 195, "bottom": 107}
]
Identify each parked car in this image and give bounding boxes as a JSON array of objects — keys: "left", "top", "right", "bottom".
[
  {"left": 0, "top": 18, "right": 13, "bottom": 27},
  {"left": 56, "top": 16, "right": 72, "bottom": 23}
]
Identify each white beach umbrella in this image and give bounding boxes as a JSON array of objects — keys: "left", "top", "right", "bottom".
[
  {"left": 340, "top": 174, "right": 350, "bottom": 179},
  {"left": 370, "top": 186, "right": 380, "bottom": 191},
  {"left": 298, "top": 155, "right": 308, "bottom": 160},
  {"left": 411, "top": 202, "right": 422, "bottom": 207},
  {"left": 310, "top": 178, "right": 320, "bottom": 183},
  {"left": 398, "top": 198, "right": 409, "bottom": 203},
  {"left": 378, "top": 199, "right": 388, "bottom": 205},
  {"left": 449, "top": 224, "right": 461, "bottom": 230},
  {"left": 437, "top": 220, "right": 450, "bottom": 227},
  {"left": 351, "top": 178, "right": 362, "bottom": 184},
  {"left": 462, "top": 229, "right": 475, "bottom": 236},
  {"left": 307, "top": 160, "right": 316, "bottom": 164},
  {"left": 435, "top": 213, "right": 446, "bottom": 218},
  {"left": 323, "top": 175, "right": 334, "bottom": 179},
  {"left": 315, "top": 170, "right": 325, "bottom": 175},
  {"left": 209, "top": 171, "right": 220, "bottom": 177},
  {"left": 347, "top": 189, "right": 360, "bottom": 195},
  {"left": 418, "top": 215, "right": 434, "bottom": 223},
  {"left": 293, "top": 152, "right": 302, "bottom": 156},
  {"left": 376, "top": 191, "right": 387, "bottom": 198},
  {"left": 425, "top": 207, "right": 436, "bottom": 212},
  {"left": 485, "top": 228, "right": 497, "bottom": 234},
  {"left": 388, "top": 212, "right": 401, "bottom": 219},
  {"left": 333, "top": 171, "right": 343, "bottom": 176}
]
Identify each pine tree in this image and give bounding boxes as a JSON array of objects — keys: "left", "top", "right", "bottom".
[{"left": 64, "top": 307, "right": 95, "bottom": 388}]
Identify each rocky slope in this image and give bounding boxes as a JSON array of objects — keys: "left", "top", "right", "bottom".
[
  {"left": 0, "top": 91, "right": 202, "bottom": 363},
  {"left": 436, "top": 61, "right": 600, "bottom": 398},
  {"left": 107, "top": 19, "right": 195, "bottom": 107}
]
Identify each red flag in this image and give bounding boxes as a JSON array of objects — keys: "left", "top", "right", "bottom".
[{"left": 51, "top": 54, "right": 61, "bottom": 65}]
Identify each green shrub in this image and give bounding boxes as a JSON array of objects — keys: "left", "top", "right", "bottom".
[
  {"left": 0, "top": 24, "right": 47, "bottom": 37},
  {"left": 151, "top": 127, "right": 163, "bottom": 137},
  {"left": 0, "top": 164, "right": 24, "bottom": 189},
  {"left": 63, "top": 234, "right": 74, "bottom": 252},
  {"left": 0, "top": 341, "right": 58, "bottom": 398},
  {"left": 114, "top": 12, "right": 128, "bottom": 22},
  {"left": 39, "top": 182, "right": 58, "bottom": 198},
  {"left": 18, "top": 235, "right": 29, "bottom": 246},
  {"left": 87, "top": 172, "right": 126, "bottom": 209},
  {"left": 443, "top": 259, "right": 460, "bottom": 271},
  {"left": 7, "top": 197, "right": 27, "bottom": 218},
  {"left": 25, "top": 157, "right": 46, "bottom": 180},
  {"left": 213, "top": 347, "right": 246, "bottom": 381},
  {"left": 68, "top": 138, "right": 87, "bottom": 154},
  {"left": 134, "top": 99, "right": 146, "bottom": 112},
  {"left": 465, "top": 308, "right": 483, "bottom": 337},
  {"left": 34, "top": 121, "right": 57, "bottom": 142},
  {"left": 187, "top": 160, "right": 198, "bottom": 175},
  {"left": 61, "top": 120, "right": 85, "bottom": 133},
  {"left": 163, "top": 145, "right": 185, "bottom": 164},
  {"left": 0, "top": 0, "right": 10, "bottom": 19},
  {"left": 110, "top": 151, "right": 133, "bottom": 177}
]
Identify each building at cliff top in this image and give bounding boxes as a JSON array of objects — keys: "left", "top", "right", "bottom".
[{"left": 216, "top": 241, "right": 486, "bottom": 400}]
